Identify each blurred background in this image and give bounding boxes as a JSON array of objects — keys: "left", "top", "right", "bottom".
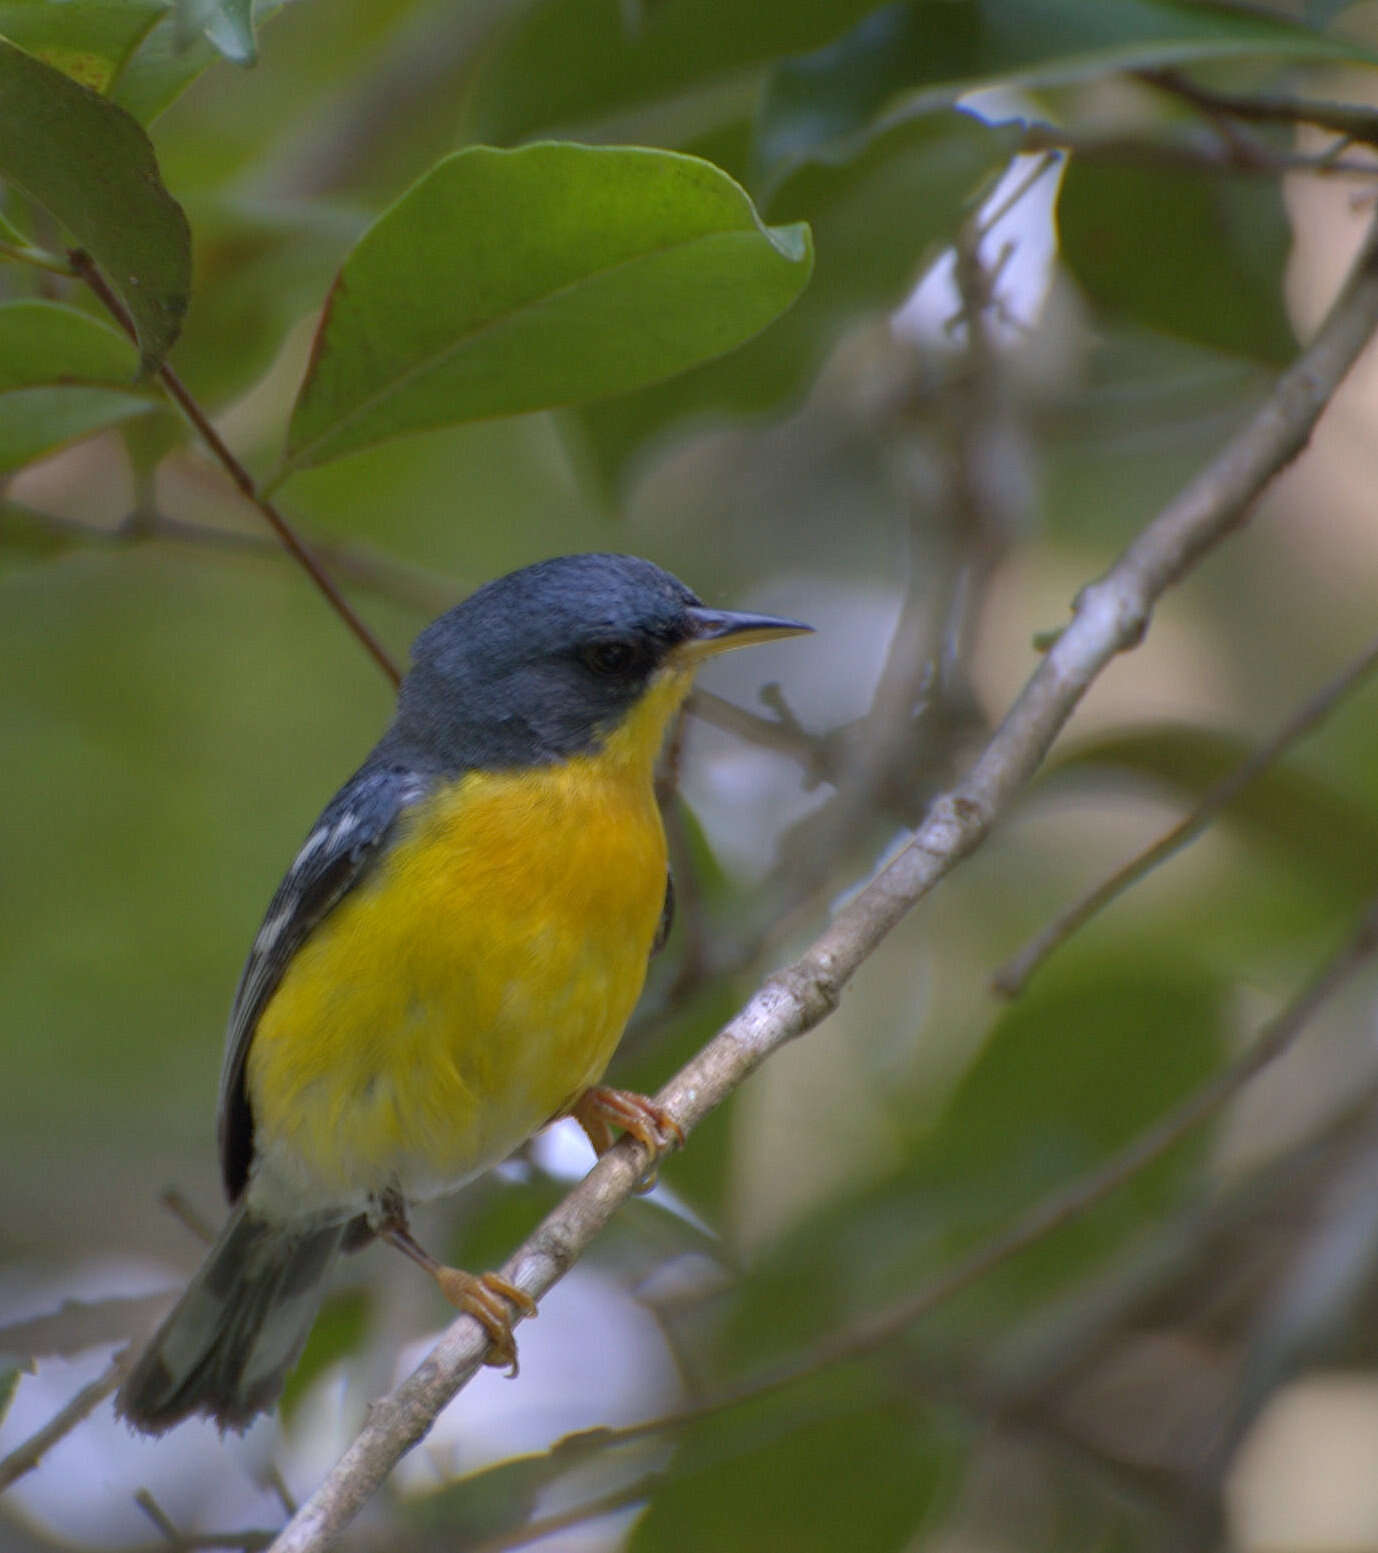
[{"left": 8, "top": 1, "right": 1378, "bottom": 1549}]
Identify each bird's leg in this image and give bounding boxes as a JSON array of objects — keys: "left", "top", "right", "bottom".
[
  {"left": 374, "top": 1190, "right": 536, "bottom": 1374},
  {"left": 570, "top": 1087, "right": 685, "bottom": 1188}
]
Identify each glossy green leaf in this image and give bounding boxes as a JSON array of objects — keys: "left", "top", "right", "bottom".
[
  {"left": 1059, "top": 159, "right": 1296, "bottom": 363},
  {"left": 281, "top": 143, "right": 812, "bottom": 475},
  {"left": 0, "top": 301, "right": 154, "bottom": 471},
  {"left": 0, "top": 0, "right": 164, "bottom": 92},
  {"left": 0, "top": 40, "right": 189, "bottom": 367},
  {"left": 575, "top": 110, "right": 1016, "bottom": 488},
  {"left": 466, "top": 0, "right": 884, "bottom": 146},
  {"left": 754, "top": 0, "right": 1375, "bottom": 191}
]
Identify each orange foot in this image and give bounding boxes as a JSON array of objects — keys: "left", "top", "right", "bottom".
[
  {"left": 432, "top": 1266, "right": 537, "bottom": 1375},
  {"left": 380, "top": 1204, "right": 537, "bottom": 1375},
  {"left": 571, "top": 1087, "right": 685, "bottom": 1187}
]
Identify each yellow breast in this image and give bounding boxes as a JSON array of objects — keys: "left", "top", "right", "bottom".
[{"left": 245, "top": 667, "right": 689, "bottom": 1205}]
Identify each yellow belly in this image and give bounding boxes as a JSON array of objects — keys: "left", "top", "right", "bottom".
[{"left": 245, "top": 754, "right": 667, "bottom": 1204}]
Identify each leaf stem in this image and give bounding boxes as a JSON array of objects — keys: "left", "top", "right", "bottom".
[{"left": 68, "top": 248, "right": 402, "bottom": 689}]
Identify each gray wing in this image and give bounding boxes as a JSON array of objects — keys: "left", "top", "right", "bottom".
[{"left": 216, "top": 763, "right": 431, "bottom": 1202}]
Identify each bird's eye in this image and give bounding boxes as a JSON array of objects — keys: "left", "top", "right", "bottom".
[{"left": 581, "top": 639, "right": 641, "bottom": 677}]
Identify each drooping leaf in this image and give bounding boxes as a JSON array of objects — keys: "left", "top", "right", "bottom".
[
  {"left": 1058, "top": 159, "right": 1296, "bottom": 363},
  {"left": 0, "top": 40, "right": 190, "bottom": 367},
  {"left": 280, "top": 144, "right": 812, "bottom": 475},
  {"left": 0, "top": 0, "right": 164, "bottom": 92},
  {"left": 753, "top": 0, "right": 1375, "bottom": 191}
]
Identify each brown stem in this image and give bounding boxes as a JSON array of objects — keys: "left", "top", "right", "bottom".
[{"left": 68, "top": 249, "right": 402, "bottom": 689}]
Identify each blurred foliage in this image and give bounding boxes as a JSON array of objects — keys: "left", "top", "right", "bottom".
[{"left": 6, "top": 1, "right": 1378, "bottom": 1551}]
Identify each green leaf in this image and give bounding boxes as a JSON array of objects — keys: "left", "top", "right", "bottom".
[
  {"left": 466, "top": 0, "right": 884, "bottom": 146},
  {"left": 0, "top": 386, "right": 153, "bottom": 471},
  {"left": 574, "top": 110, "right": 1015, "bottom": 488},
  {"left": 721, "top": 955, "right": 1226, "bottom": 1369},
  {"left": 631, "top": 1386, "right": 959, "bottom": 1553},
  {"left": 0, "top": 40, "right": 190, "bottom": 367},
  {"left": 0, "top": 0, "right": 165, "bottom": 92},
  {"left": 1059, "top": 157, "right": 1295, "bottom": 363},
  {"left": 280, "top": 143, "right": 812, "bottom": 476},
  {"left": 0, "top": 301, "right": 154, "bottom": 471},
  {"left": 0, "top": 300, "right": 141, "bottom": 385},
  {"left": 754, "top": 0, "right": 1375, "bottom": 191}
]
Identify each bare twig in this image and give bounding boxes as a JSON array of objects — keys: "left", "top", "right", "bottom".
[
  {"left": 67, "top": 250, "right": 402, "bottom": 688},
  {"left": 994, "top": 624, "right": 1378, "bottom": 996},
  {"left": 1139, "top": 68, "right": 1378, "bottom": 150},
  {"left": 267, "top": 185, "right": 1378, "bottom": 1553},
  {"left": 0, "top": 1359, "right": 121, "bottom": 1493}
]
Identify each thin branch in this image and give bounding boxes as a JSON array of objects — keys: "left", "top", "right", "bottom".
[
  {"left": 2, "top": 498, "right": 455, "bottom": 618},
  {"left": 0, "top": 1359, "right": 120, "bottom": 1493},
  {"left": 134, "top": 1489, "right": 274, "bottom": 1552},
  {"left": 994, "top": 624, "right": 1378, "bottom": 996},
  {"left": 67, "top": 249, "right": 402, "bottom": 688},
  {"left": 1016, "top": 121, "right": 1378, "bottom": 181},
  {"left": 1138, "top": 68, "right": 1378, "bottom": 150},
  {"left": 267, "top": 192, "right": 1378, "bottom": 1553}
]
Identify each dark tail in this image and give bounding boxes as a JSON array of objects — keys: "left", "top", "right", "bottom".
[{"left": 116, "top": 1203, "right": 347, "bottom": 1434}]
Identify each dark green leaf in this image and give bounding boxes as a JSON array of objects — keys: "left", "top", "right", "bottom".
[
  {"left": 1059, "top": 159, "right": 1296, "bottom": 363},
  {"left": 722, "top": 956, "right": 1226, "bottom": 1369},
  {"left": 0, "top": 0, "right": 164, "bottom": 92},
  {"left": 631, "top": 1386, "right": 959, "bottom": 1553},
  {"left": 281, "top": 144, "right": 812, "bottom": 475},
  {"left": 466, "top": 0, "right": 884, "bottom": 146},
  {"left": 754, "top": 0, "right": 1374, "bottom": 191},
  {"left": 0, "top": 40, "right": 190, "bottom": 367}
]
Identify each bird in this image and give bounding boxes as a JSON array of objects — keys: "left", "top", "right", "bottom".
[{"left": 115, "top": 552, "right": 809, "bottom": 1434}]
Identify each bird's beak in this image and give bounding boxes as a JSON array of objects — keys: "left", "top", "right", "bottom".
[{"left": 675, "top": 606, "right": 813, "bottom": 664}]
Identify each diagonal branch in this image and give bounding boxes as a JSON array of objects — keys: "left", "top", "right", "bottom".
[{"left": 269, "top": 212, "right": 1378, "bottom": 1553}]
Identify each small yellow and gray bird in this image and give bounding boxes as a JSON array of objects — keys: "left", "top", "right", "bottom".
[{"left": 116, "top": 552, "right": 808, "bottom": 1434}]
